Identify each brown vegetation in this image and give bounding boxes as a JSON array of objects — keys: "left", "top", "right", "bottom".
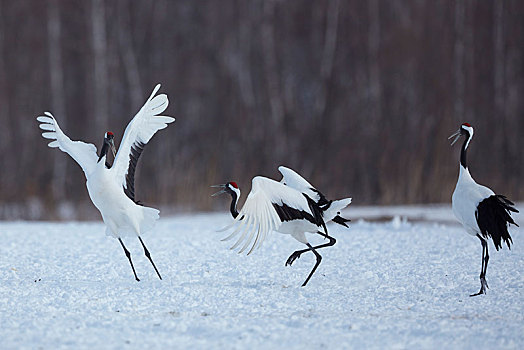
[{"left": 0, "top": 1, "right": 522, "bottom": 219}]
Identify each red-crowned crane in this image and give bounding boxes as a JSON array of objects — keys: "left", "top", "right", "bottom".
[
  {"left": 37, "top": 84, "right": 175, "bottom": 281},
  {"left": 449, "top": 123, "right": 519, "bottom": 296},
  {"left": 212, "top": 166, "right": 351, "bottom": 287}
]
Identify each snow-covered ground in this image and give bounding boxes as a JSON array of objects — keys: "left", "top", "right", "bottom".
[{"left": 0, "top": 205, "right": 523, "bottom": 349}]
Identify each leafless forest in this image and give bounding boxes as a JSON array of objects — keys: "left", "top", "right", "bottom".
[{"left": 0, "top": 0, "right": 523, "bottom": 219}]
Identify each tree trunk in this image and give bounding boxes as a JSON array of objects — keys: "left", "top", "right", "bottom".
[
  {"left": 453, "top": 0, "right": 465, "bottom": 122},
  {"left": 117, "top": 0, "right": 143, "bottom": 107},
  {"left": 368, "top": 0, "right": 381, "bottom": 125},
  {"left": 47, "top": 0, "right": 67, "bottom": 203},
  {"left": 91, "top": 0, "right": 109, "bottom": 132},
  {"left": 315, "top": 0, "right": 340, "bottom": 119},
  {"left": 261, "top": 0, "right": 285, "bottom": 140}
]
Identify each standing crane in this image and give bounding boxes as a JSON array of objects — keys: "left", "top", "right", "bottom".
[
  {"left": 37, "top": 84, "right": 175, "bottom": 281},
  {"left": 449, "top": 123, "right": 518, "bottom": 296}
]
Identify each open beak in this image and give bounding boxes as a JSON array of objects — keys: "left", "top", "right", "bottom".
[
  {"left": 109, "top": 139, "right": 116, "bottom": 158},
  {"left": 448, "top": 129, "right": 462, "bottom": 146},
  {"left": 211, "top": 184, "right": 227, "bottom": 197},
  {"left": 332, "top": 215, "right": 351, "bottom": 228}
]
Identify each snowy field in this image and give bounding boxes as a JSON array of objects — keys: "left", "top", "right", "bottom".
[{"left": 0, "top": 205, "right": 523, "bottom": 349}]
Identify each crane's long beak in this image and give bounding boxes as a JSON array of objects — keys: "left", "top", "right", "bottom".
[
  {"left": 109, "top": 139, "right": 116, "bottom": 158},
  {"left": 448, "top": 129, "right": 461, "bottom": 146},
  {"left": 211, "top": 184, "right": 227, "bottom": 197}
]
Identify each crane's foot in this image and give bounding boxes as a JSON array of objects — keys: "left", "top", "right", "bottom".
[
  {"left": 286, "top": 251, "right": 302, "bottom": 266},
  {"left": 470, "top": 277, "right": 488, "bottom": 297}
]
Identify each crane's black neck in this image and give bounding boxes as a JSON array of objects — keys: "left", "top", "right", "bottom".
[
  {"left": 98, "top": 140, "right": 109, "bottom": 163},
  {"left": 98, "top": 139, "right": 112, "bottom": 168},
  {"left": 229, "top": 191, "right": 239, "bottom": 219},
  {"left": 460, "top": 130, "right": 471, "bottom": 169}
]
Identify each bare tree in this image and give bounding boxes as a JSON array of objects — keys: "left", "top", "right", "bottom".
[
  {"left": 368, "top": 0, "right": 381, "bottom": 125},
  {"left": 117, "top": 0, "right": 143, "bottom": 107},
  {"left": 454, "top": 0, "right": 465, "bottom": 123},
  {"left": 91, "top": 0, "right": 109, "bottom": 132},
  {"left": 0, "top": 2, "right": 9, "bottom": 160},
  {"left": 46, "top": 0, "right": 67, "bottom": 202},
  {"left": 315, "top": 0, "right": 340, "bottom": 119},
  {"left": 261, "top": 0, "right": 285, "bottom": 148}
]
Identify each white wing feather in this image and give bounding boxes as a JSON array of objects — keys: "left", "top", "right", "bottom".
[
  {"left": 111, "top": 84, "right": 175, "bottom": 188},
  {"left": 278, "top": 165, "right": 321, "bottom": 203},
  {"left": 224, "top": 176, "right": 314, "bottom": 255},
  {"left": 36, "top": 112, "right": 98, "bottom": 176}
]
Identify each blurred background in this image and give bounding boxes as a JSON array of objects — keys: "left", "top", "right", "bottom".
[{"left": 0, "top": 0, "right": 522, "bottom": 220}]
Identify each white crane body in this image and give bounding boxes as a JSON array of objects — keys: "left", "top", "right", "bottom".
[
  {"left": 37, "top": 84, "right": 174, "bottom": 281},
  {"left": 449, "top": 123, "right": 518, "bottom": 296},
  {"left": 213, "top": 167, "right": 352, "bottom": 286}
]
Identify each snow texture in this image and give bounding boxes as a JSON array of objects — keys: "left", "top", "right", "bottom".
[{"left": 0, "top": 205, "right": 522, "bottom": 349}]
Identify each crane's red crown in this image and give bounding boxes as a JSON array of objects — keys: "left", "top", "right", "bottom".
[
  {"left": 229, "top": 182, "right": 238, "bottom": 189},
  {"left": 462, "top": 123, "right": 471, "bottom": 127},
  {"left": 106, "top": 131, "right": 114, "bottom": 137}
]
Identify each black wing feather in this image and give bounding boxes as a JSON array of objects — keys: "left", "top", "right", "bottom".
[
  {"left": 272, "top": 194, "right": 328, "bottom": 234},
  {"left": 310, "top": 187, "right": 330, "bottom": 207},
  {"left": 476, "top": 194, "right": 519, "bottom": 250},
  {"left": 123, "top": 141, "right": 145, "bottom": 204}
]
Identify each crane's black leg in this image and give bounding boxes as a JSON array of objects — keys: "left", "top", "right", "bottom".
[
  {"left": 480, "top": 239, "right": 489, "bottom": 290},
  {"left": 470, "top": 235, "right": 488, "bottom": 297},
  {"left": 286, "top": 234, "right": 336, "bottom": 266},
  {"left": 119, "top": 238, "right": 140, "bottom": 281},
  {"left": 301, "top": 243, "right": 322, "bottom": 287},
  {"left": 285, "top": 233, "right": 336, "bottom": 287},
  {"left": 483, "top": 242, "right": 489, "bottom": 286},
  {"left": 138, "top": 236, "right": 162, "bottom": 280}
]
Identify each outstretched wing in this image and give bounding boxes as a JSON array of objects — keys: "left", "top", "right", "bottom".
[
  {"left": 110, "top": 84, "right": 175, "bottom": 202},
  {"left": 278, "top": 165, "right": 329, "bottom": 206},
  {"left": 222, "top": 176, "right": 325, "bottom": 255},
  {"left": 36, "top": 112, "right": 99, "bottom": 176}
]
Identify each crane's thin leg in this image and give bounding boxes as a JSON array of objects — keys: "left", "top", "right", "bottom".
[
  {"left": 470, "top": 235, "right": 488, "bottom": 296},
  {"left": 301, "top": 243, "right": 322, "bottom": 287},
  {"left": 119, "top": 238, "right": 140, "bottom": 282},
  {"left": 286, "top": 234, "right": 336, "bottom": 266},
  {"left": 285, "top": 233, "right": 336, "bottom": 287},
  {"left": 483, "top": 241, "right": 490, "bottom": 286},
  {"left": 138, "top": 236, "right": 162, "bottom": 280}
]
